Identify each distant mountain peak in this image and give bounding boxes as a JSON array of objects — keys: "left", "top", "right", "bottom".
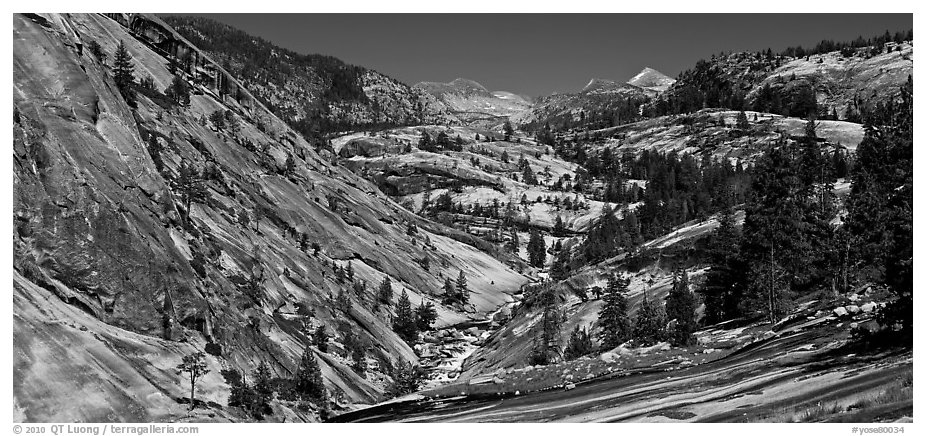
[{"left": 627, "top": 67, "right": 675, "bottom": 92}]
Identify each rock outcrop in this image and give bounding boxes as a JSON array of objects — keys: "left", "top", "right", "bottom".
[{"left": 13, "top": 13, "right": 528, "bottom": 422}]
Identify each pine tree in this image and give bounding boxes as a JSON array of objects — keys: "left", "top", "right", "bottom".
[
  {"left": 597, "top": 274, "right": 632, "bottom": 349},
  {"left": 529, "top": 288, "right": 561, "bottom": 365},
  {"left": 441, "top": 277, "right": 456, "bottom": 305},
  {"left": 436, "top": 131, "right": 451, "bottom": 149},
  {"left": 392, "top": 289, "right": 418, "bottom": 344},
  {"left": 335, "top": 288, "right": 350, "bottom": 312},
  {"left": 741, "top": 139, "right": 813, "bottom": 322},
  {"left": 633, "top": 293, "right": 665, "bottom": 346},
  {"left": 176, "top": 162, "right": 208, "bottom": 221},
  {"left": 252, "top": 361, "right": 274, "bottom": 405},
  {"left": 522, "top": 165, "right": 538, "bottom": 185},
  {"left": 563, "top": 325, "right": 593, "bottom": 360},
  {"left": 386, "top": 361, "right": 425, "bottom": 398},
  {"left": 665, "top": 270, "right": 698, "bottom": 346},
  {"left": 176, "top": 352, "right": 210, "bottom": 411},
  {"left": 312, "top": 325, "right": 329, "bottom": 353},
  {"left": 843, "top": 76, "right": 912, "bottom": 342},
  {"left": 701, "top": 206, "right": 745, "bottom": 324},
  {"left": 293, "top": 347, "right": 326, "bottom": 401},
  {"left": 112, "top": 40, "right": 136, "bottom": 107},
  {"left": 414, "top": 300, "right": 438, "bottom": 331},
  {"left": 506, "top": 227, "right": 520, "bottom": 253},
  {"left": 549, "top": 251, "right": 570, "bottom": 282},
  {"left": 377, "top": 276, "right": 393, "bottom": 304},
  {"left": 351, "top": 343, "right": 366, "bottom": 376},
  {"left": 736, "top": 110, "right": 750, "bottom": 130},
  {"left": 166, "top": 75, "right": 190, "bottom": 107},
  {"left": 455, "top": 271, "right": 469, "bottom": 305},
  {"left": 503, "top": 120, "right": 514, "bottom": 141},
  {"left": 284, "top": 153, "right": 296, "bottom": 176},
  {"left": 527, "top": 228, "right": 546, "bottom": 267},
  {"left": 553, "top": 215, "right": 566, "bottom": 237}
]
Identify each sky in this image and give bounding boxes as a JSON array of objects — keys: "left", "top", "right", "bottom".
[{"left": 192, "top": 14, "right": 912, "bottom": 98}]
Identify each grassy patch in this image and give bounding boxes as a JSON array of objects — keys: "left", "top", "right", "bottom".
[
  {"left": 845, "top": 369, "right": 913, "bottom": 412},
  {"left": 787, "top": 368, "right": 912, "bottom": 423}
]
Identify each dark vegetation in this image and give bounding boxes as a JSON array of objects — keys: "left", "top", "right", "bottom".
[
  {"left": 163, "top": 15, "right": 428, "bottom": 142},
  {"left": 645, "top": 29, "right": 912, "bottom": 120}
]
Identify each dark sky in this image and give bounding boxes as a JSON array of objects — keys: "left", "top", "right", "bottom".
[{"left": 193, "top": 14, "right": 912, "bottom": 98}]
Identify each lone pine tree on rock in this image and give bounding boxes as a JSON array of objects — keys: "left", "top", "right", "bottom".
[{"left": 177, "top": 352, "right": 210, "bottom": 411}]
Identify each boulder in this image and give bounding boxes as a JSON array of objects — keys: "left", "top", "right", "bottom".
[
  {"left": 833, "top": 307, "right": 849, "bottom": 317},
  {"left": 860, "top": 302, "right": 877, "bottom": 313},
  {"left": 846, "top": 305, "right": 860, "bottom": 314},
  {"left": 564, "top": 383, "right": 576, "bottom": 391}
]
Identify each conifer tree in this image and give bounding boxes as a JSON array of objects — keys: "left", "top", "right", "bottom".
[
  {"left": 529, "top": 289, "right": 561, "bottom": 365},
  {"left": 351, "top": 344, "right": 366, "bottom": 376},
  {"left": 700, "top": 206, "right": 745, "bottom": 324},
  {"left": 633, "top": 293, "right": 665, "bottom": 346},
  {"left": 312, "top": 325, "right": 329, "bottom": 353},
  {"left": 377, "top": 276, "right": 393, "bottom": 304},
  {"left": 386, "top": 361, "right": 425, "bottom": 398},
  {"left": 176, "top": 162, "right": 208, "bottom": 221},
  {"left": 665, "top": 270, "right": 698, "bottom": 346},
  {"left": 176, "top": 352, "right": 210, "bottom": 410},
  {"left": 112, "top": 40, "right": 136, "bottom": 107},
  {"left": 527, "top": 228, "right": 546, "bottom": 267},
  {"left": 166, "top": 75, "right": 190, "bottom": 107},
  {"left": 414, "top": 300, "right": 438, "bottom": 331},
  {"left": 294, "top": 347, "right": 326, "bottom": 401},
  {"left": 392, "top": 289, "right": 418, "bottom": 344},
  {"left": 736, "top": 110, "right": 750, "bottom": 130},
  {"left": 843, "top": 76, "right": 912, "bottom": 342},
  {"left": 597, "top": 274, "right": 632, "bottom": 349},
  {"left": 506, "top": 227, "right": 520, "bottom": 253},
  {"left": 503, "top": 120, "right": 514, "bottom": 141},
  {"left": 563, "top": 325, "right": 593, "bottom": 360},
  {"left": 441, "top": 277, "right": 456, "bottom": 305},
  {"left": 335, "top": 288, "right": 350, "bottom": 312},
  {"left": 553, "top": 215, "right": 566, "bottom": 237},
  {"left": 252, "top": 361, "right": 274, "bottom": 404},
  {"left": 549, "top": 251, "right": 570, "bottom": 282},
  {"left": 455, "top": 271, "right": 469, "bottom": 305}
]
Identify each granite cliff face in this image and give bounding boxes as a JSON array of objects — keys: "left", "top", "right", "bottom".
[
  {"left": 162, "top": 15, "right": 458, "bottom": 135},
  {"left": 13, "top": 13, "right": 527, "bottom": 422}
]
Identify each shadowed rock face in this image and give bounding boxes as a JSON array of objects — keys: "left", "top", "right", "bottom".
[
  {"left": 161, "top": 15, "right": 458, "bottom": 131},
  {"left": 13, "top": 13, "right": 528, "bottom": 422}
]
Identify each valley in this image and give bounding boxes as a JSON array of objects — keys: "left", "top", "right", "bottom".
[{"left": 12, "top": 12, "right": 913, "bottom": 424}]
